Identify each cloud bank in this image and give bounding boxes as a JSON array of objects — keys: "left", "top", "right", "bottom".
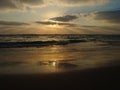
[
  {"left": 78, "top": 10, "right": 120, "bottom": 25},
  {"left": 36, "top": 21, "right": 76, "bottom": 26},
  {"left": 0, "top": 0, "right": 109, "bottom": 11},
  {"left": 95, "top": 10, "right": 120, "bottom": 23}
]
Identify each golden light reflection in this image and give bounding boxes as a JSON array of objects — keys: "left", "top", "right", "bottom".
[
  {"left": 29, "top": 46, "right": 66, "bottom": 63},
  {"left": 52, "top": 61, "right": 57, "bottom": 67},
  {"left": 44, "top": 46, "right": 65, "bottom": 61}
]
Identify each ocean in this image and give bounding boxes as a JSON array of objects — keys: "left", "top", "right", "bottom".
[{"left": 0, "top": 34, "right": 120, "bottom": 74}]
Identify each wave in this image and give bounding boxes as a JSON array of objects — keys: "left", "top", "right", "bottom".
[
  {"left": 0, "top": 34, "right": 120, "bottom": 48},
  {"left": 0, "top": 39, "right": 87, "bottom": 48}
]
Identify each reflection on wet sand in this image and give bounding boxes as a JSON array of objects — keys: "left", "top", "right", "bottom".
[
  {"left": 0, "top": 45, "right": 79, "bottom": 74},
  {"left": 0, "top": 41, "right": 120, "bottom": 74},
  {"left": 38, "top": 61, "right": 78, "bottom": 69}
]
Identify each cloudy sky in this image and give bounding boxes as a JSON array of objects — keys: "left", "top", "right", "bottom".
[{"left": 0, "top": 0, "right": 120, "bottom": 34}]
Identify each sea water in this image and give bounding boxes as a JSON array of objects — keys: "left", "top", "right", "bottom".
[{"left": 0, "top": 34, "right": 120, "bottom": 74}]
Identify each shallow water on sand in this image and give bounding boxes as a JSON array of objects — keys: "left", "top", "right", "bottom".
[{"left": 0, "top": 35, "right": 120, "bottom": 74}]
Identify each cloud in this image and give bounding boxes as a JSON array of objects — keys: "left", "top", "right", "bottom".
[
  {"left": 0, "top": 0, "right": 17, "bottom": 10},
  {"left": 0, "top": 0, "right": 44, "bottom": 11},
  {"left": 50, "top": 15, "right": 78, "bottom": 22},
  {"left": 94, "top": 10, "right": 120, "bottom": 24},
  {"left": 0, "top": 21, "right": 29, "bottom": 26},
  {"left": 20, "top": 0, "right": 44, "bottom": 5},
  {"left": 77, "top": 10, "right": 120, "bottom": 25},
  {"left": 36, "top": 21, "right": 57, "bottom": 25},
  {"left": 36, "top": 21, "right": 76, "bottom": 26},
  {"left": 57, "top": 0, "right": 109, "bottom": 6},
  {"left": 0, "top": 0, "right": 109, "bottom": 11}
]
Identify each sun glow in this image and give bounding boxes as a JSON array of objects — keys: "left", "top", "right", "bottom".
[
  {"left": 48, "top": 24, "right": 59, "bottom": 28},
  {"left": 43, "top": 11, "right": 62, "bottom": 20}
]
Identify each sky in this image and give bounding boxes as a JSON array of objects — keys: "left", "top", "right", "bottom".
[{"left": 0, "top": 0, "right": 120, "bottom": 34}]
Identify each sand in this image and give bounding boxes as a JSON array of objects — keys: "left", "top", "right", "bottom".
[{"left": 0, "top": 65, "right": 120, "bottom": 90}]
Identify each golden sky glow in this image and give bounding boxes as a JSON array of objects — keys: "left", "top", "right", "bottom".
[{"left": 0, "top": 0, "right": 120, "bottom": 34}]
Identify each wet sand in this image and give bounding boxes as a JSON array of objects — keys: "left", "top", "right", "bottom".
[{"left": 0, "top": 65, "right": 120, "bottom": 90}]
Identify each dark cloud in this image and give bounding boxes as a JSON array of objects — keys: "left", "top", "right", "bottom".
[
  {"left": 0, "top": 0, "right": 44, "bottom": 10},
  {"left": 36, "top": 21, "right": 76, "bottom": 26},
  {"left": 77, "top": 10, "right": 120, "bottom": 24},
  {"left": 0, "top": 21, "right": 29, "bottom": 26},
  {"left": 50, "top": 15, "right": 78, "bottom": 22},
  {"left": 36, "top": 21, "right": 57, "bottom": 25},
  {"left": 0, "top": 0, "right": 18, "bottom": 10},
  {"left": 95, "top": 10, "right": 120, "bottom": 23}
]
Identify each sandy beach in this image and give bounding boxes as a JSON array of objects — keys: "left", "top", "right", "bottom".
[{"left": 0, "top": 65, "right": 120, "bottom": 90}]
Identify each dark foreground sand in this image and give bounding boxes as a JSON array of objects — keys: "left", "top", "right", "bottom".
[{"left": 0, "top": 65, "right": 120, "bottom": 90}]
